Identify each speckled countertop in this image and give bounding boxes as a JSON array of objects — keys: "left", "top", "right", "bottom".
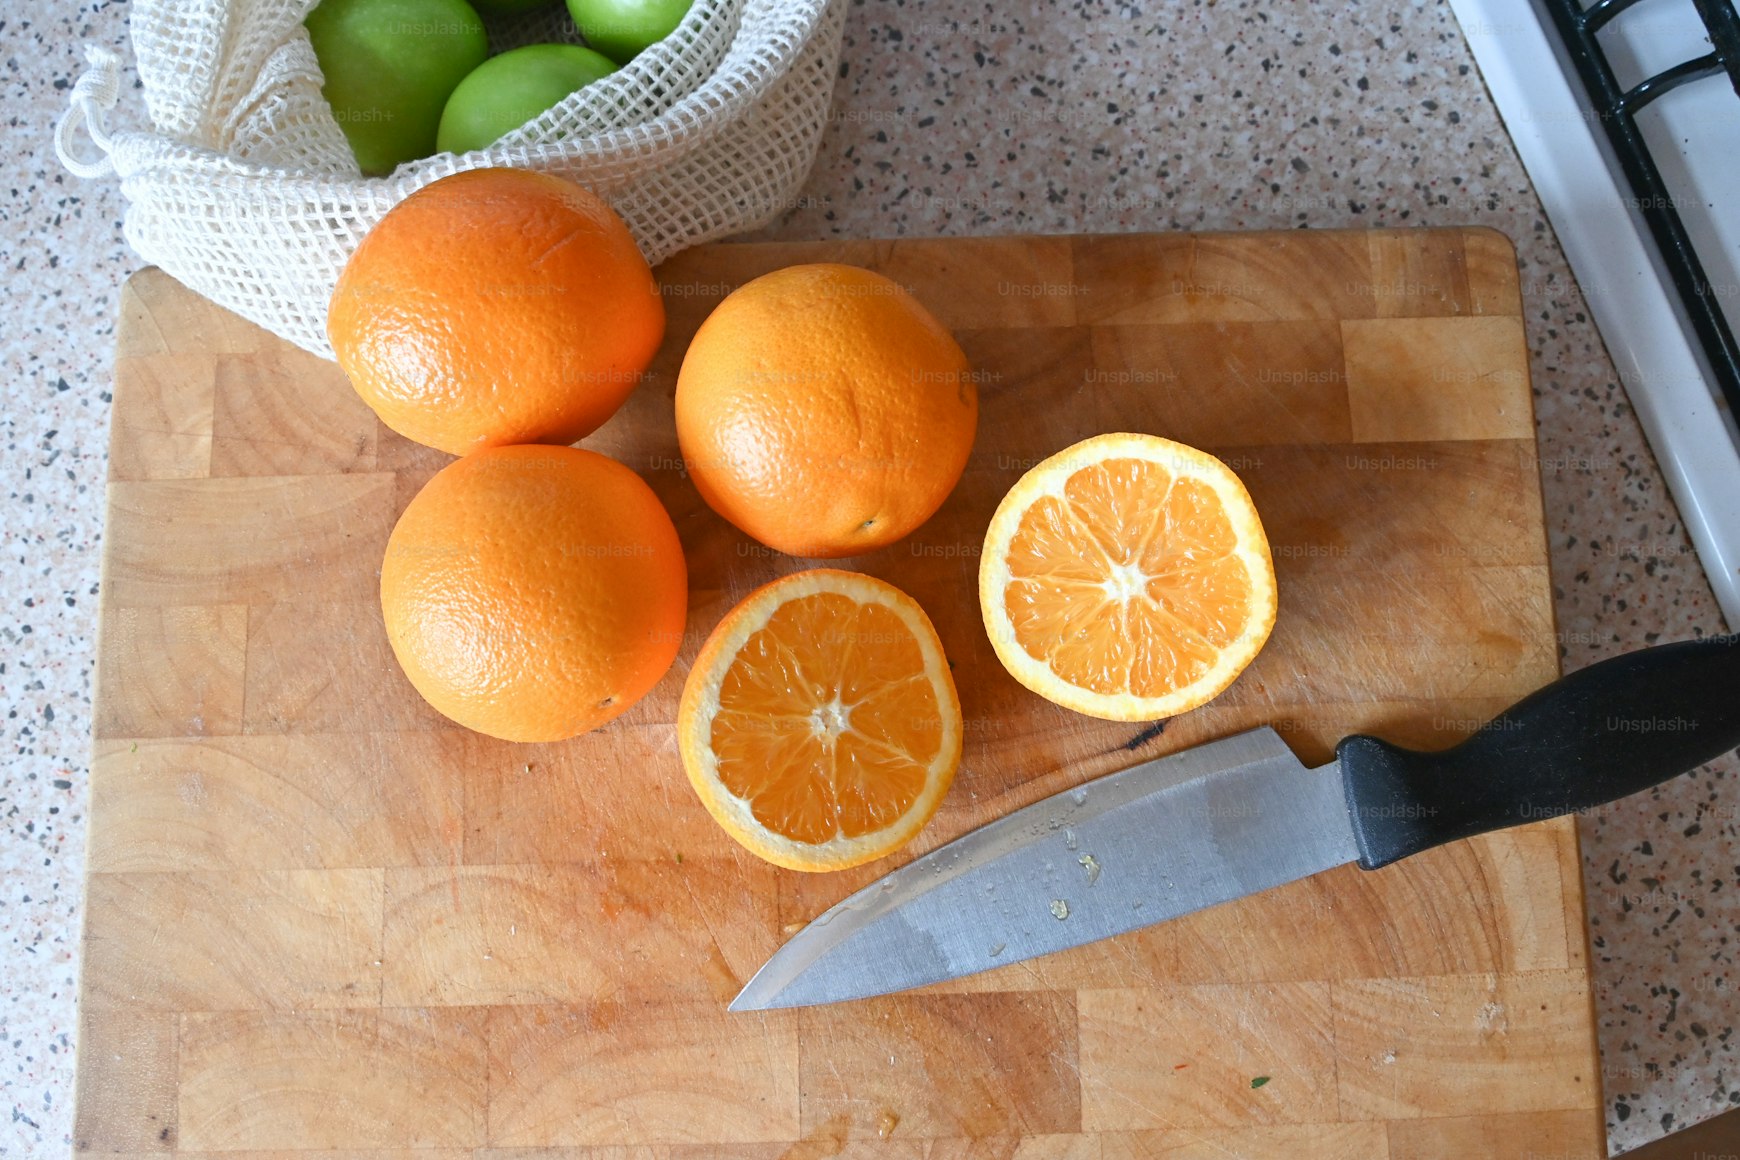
[{"left": 4, "top": 0, "right": 1735, "bottom": 1154}]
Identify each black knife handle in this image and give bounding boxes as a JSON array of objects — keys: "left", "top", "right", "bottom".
[{"left": 1339, "top": 634, "right": 1740, "bottom": 870}]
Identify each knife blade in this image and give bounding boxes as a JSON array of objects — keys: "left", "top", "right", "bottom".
[{"left": 731, "top": 633, "right": 1740, "bottom": 1011}]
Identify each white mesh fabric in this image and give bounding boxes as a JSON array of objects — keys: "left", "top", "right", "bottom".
[{"left": 59, "top": 0, "right": 845, "bottom": 356}]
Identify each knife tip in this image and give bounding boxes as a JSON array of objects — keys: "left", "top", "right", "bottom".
[
  {"left": 730, "top": 969, "right": 804, "bottom": 1012},
  {"left": 727, "top": 982, "right": 767, "bottom": 1013}
]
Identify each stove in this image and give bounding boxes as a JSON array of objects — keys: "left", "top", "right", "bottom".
[{"left": 1449, "top": 0, "right": 1740, "bottom": 624}]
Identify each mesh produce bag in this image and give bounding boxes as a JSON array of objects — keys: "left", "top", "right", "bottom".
[{"left": 55, "top": 0, "right": 845, "bottom": 357}]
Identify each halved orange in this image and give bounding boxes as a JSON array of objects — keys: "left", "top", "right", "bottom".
[
  {"left": 677, "top": 569, "right": 962, "bottom": 871},
  {"left": 979, "top": 432, "right": 1277, "bottom": 721}
]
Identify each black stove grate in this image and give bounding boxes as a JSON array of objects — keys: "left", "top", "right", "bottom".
[{"left": 1539, "top": 0, "right": 1740, "bottom": 420}]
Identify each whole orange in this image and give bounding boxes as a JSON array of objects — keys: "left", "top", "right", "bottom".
[
  {"left": 330, "top": 168, "right": 665, "bottom": 457},
  {"left": 380, "top": 444, "right": 687, "bottom": 742},
  {"left": 674, "top": 263, "right": 978, "bottom": 558}
]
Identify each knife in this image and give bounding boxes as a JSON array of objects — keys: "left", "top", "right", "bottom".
[{"left": 731, "top": 634, "right": 1740, "bottom": 1010}]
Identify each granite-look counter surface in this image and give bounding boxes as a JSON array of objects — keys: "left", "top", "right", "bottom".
[{"left": 3, "top": 0, "right": 1733, "bottom": 1153}]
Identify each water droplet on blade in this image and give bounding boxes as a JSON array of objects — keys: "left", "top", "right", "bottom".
[
  {"left": 1064, "top": 828, "right": 1079, "bottom": 851},
  {"left": 1049, "top": 899, "right": 1070, "bottom": 920},
  {"left": 1079, "top": 853, "right": 1102, "bottom": 885},
  {"left": 989, "top": 942, "right": 1005, "bottom": 957},
  {"left": 1071, "top": 788, "right": 1089, "bottom": 806}
]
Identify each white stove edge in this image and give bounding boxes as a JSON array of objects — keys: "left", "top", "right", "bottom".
[{"left": 1448, "top": 0, "right": 1740, "bottom": 627}]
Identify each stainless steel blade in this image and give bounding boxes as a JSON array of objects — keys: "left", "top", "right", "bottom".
[{"left": 730, "top": 727, "right": 1359, "bottom": 1010}]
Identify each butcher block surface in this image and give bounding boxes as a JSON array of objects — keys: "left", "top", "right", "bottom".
[{"left": 78, "top": 229, "right": 1604, "bottom": 1158}]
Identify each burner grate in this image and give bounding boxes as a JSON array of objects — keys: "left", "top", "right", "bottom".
[{"left": 1541, "top": 0, "right": 1740, "bottom": 420}]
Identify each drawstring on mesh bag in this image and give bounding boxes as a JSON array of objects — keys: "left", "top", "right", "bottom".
[{"left": 55, "top": 45, "right": 122, "bottom": 179}]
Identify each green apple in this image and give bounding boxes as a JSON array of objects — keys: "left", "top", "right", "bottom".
[
  {"left": 437, "top": 44, "right": 617, "bottom": 154},
  {"left": 305, "top": 0, "right": 488, "bottom": 176},
  {"left": 565, "top": 0, "right": 693, "bottom": 64}
]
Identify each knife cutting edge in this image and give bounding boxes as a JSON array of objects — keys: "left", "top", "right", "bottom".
[{"left": 731, "top": 634, "right": 1740, "bottom": 1010}]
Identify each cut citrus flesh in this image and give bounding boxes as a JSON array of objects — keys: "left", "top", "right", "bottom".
[
  {"left": 678, "top": 569, "right": 962, "bottom": 871},
  {"left": 979, "top": 432, "right": 1277, "bottom": 721}
]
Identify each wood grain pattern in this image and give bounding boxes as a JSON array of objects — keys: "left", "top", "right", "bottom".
[
  {"left": 93, "top": 604, "right": 248, "bottom": 738},
  {"left": 1078, "top": 984, "right": 1339, "bottom": 1130},
  {"left": 177, "top": 1008, "right": 489, "bottom": 1150},
  {"left": 78, "top": 230, "right": 1604, "bottom": 1157},
  {"left": 796, "top": 992, "right": 1083, "bottom": 1138},
  {"left": 485, "top": 1002, "right": 801, "bottom": 1147},
  {"left": 83, "top": 869, "right": 384, "bottom": 1012}
]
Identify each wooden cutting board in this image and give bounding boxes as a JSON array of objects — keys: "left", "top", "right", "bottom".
[{"left": 77, "top": 229, "right": 1606, "bottom": 1159}]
